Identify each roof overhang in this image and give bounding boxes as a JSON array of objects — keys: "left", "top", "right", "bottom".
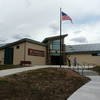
[
  {"left": 42, "top": 34, "right": 68, "bottom": 43},
  {"left": 0, "top": 38, "right": 46, "bottom": 49}
]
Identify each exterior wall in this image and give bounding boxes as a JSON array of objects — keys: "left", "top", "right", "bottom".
[
  {"left": 66, "top": 53, "right": 100, "bottom": 66},
  {"left": 0, "top": 42, "right": 46, "bottom": 66},
  {"left": 13, "top": 42, "right": 25, "bottom": 65},
  {"left": 0, "top": 49, "right": 4, "bottom": 64},
  {"left": 25, "top": 42, "right": 46, "bottom": 65}
]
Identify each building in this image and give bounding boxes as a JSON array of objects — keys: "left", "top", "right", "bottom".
[
  {"left": 66, "top": 44, "right": 100, "bottom": 66},
  {"left": 0, "top": 34, "right": 67, "bottom": 66},
  {"left": 0, "top": 34, "right": 100, "bottom": 66},
  {"left": 42, "top": 34, "right": 67, "bottom": 65},
  {"left": 0, "top": 38, "right": 46, "bottom": 65}
]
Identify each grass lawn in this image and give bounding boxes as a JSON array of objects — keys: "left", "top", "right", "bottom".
[
  {"left": 0, "top": 68, "right": 90, "bottom": 100},
  {"left": 0, "top": 65, "right": 28, "bottom": 70},
  {"left": 91, "top": 66, "right": 100, "bottom": 74}
]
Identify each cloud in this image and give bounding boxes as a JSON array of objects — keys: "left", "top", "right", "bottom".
[
  {"left": 25, "top": 0, "right": 31, "bottom": 7},
  {"left": 64, "top": 21, "right": 100, "bottom": 44},
  {"left": 0, "top": 37, "right": 7, "bottom": 43},
  {"left": 70, "top": 36, "right": 88, "bottom": 43},
  {"left": 0, "top": 0, "right": 100, "bottom": 44},
  {"left": 0, "top": 39, "right": 6, "bottom": 43},
  {"left": 73, "top": 30, "right": 82, "bottom": 34},
  {"left": 49, "top": 23, "right": 59, "bottom": 33},
  {"left": 13, "top": 33, "right": 31, "bottom": 40}
]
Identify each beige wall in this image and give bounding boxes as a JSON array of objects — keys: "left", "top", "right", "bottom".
[
  {"left": 0, "top": 43, "right": 25, "bottom": 65},
  {"left": 0, "top": 49, "right": 4, "bottom": 64},
  {"left": 13, "top": 42, "right": 25, "bottom": 65},
  {"left": 67, "top": 53, "right": 100, "bottom": 66},
  {"left": 0, "top": 42, "right": 46, "bottom": 66},
  {"left": 25, "top": 42, "right": 46, "bottom": 65}
]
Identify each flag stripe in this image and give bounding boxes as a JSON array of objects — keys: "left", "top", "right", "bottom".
[
  {"left": 62, "top": 16, "right": 72, "bottom": 20},
  {"left": 61, "top": 11, "right": 73, "bottom": 23}
]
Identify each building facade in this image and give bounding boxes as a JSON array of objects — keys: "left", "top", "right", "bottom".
[
  {"left": 42, "top": 34, "right": 67, "bottom": 65},
  {"left": 66, "top": 44, "right": 100, "bottom": 66},
  {"left": 0, "top": 35, "right": 100, "bottom": 66},
  {"left": 0, "top": 39, "right": 46, "bottom": 65},
  {"left": 0, "top": 34, "right": 67, "bottom": 66}
]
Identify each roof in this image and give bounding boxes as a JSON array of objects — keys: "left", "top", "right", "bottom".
[
  {"left": 42, "top": 34, "right": 68, "bottom": 43},
  {"left": 0, "top": 38, "right": 46, "bottom": 49},
  {"left": 65, "top": 43, "right": 100, "bottom": 54}
]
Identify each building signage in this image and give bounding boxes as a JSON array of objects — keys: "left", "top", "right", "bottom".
[{"left": 28, "top": 48, "right": 45, "bottom": 57}]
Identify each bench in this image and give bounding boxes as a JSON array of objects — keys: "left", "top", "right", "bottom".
[{"left": 20, "top": 61, "right": 31, "bottom": 66}]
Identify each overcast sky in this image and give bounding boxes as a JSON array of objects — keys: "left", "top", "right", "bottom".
[{"left": 0, "top": 0, "right": 100, "bottom": 45}]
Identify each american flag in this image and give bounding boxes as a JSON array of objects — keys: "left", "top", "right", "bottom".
[{"left": 61, "top": 11, "right": 73, "bottom": 23}]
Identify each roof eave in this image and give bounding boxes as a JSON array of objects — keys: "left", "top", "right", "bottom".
[
  {"left": 0, "top": 38, "right": 46, "bottom": 49},
  {"left": 65, "top": 50, "right": 100, "bottom": 54},
  {"left": 42, "top": 34, "right": 68, "bottom": 43}
]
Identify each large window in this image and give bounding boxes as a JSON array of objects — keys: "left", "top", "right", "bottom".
[{"left": 50, "top": 40, "right": 60, "bottom": 50}]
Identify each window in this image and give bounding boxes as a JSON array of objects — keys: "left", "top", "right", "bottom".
[
  {"left": 50, "top": 40, "right": 60, "bottom": 50},
  {"left": 16, "top": 45, "right": 20, "bottom": 49}
]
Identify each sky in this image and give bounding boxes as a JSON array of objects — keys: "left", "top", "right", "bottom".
[{"left": 0, "top": 0, "right": 100, "bottom": 45}]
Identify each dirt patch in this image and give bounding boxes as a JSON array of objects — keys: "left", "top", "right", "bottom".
[{"left": 0, "top": 68, "right": 90, "bottom": 100}]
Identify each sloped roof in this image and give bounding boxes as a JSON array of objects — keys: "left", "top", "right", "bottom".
[
  {"left": 65, "top": 43, "right": 100, "bottom": 54},
  {"left": 0, "top": 38, "right": 46, "bottom": 49},
  {"left": 42, "top": 34, "right": 68, "bottom": 43}
]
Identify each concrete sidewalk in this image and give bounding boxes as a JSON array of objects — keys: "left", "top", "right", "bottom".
[
  {"left": 0, "top": 65, "right": 95, "bottom": 77},
  {"left": 0, "top": 66, "right": 49, "bottom": 77},
  {"left": 0, "top": 65, "right": 66, "bottom": 77},
  {"left": 68, "top": 76, "right": 100, "bottom": 100},
  {"left": 0, "top": 65, "right": 68, "bottom": 77}
]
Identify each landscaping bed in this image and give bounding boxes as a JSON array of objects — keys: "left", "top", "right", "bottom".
[{"left": 0, "top": 68, "right": 90, "bottom": 100}]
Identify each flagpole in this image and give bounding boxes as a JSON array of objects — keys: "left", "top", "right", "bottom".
[{"left": 60, "top": 8, "right": 62, "bottom": 68}]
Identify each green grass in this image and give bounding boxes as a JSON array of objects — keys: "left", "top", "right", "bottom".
[
  {"left": 91, "top": 66, "right": 100, "bottom": 74},
  {"left": 0, "top": 65, "right": 29, "bottom": 70},
  {"left": 0, "top": 68, "right": 90, "bottom": 100}
]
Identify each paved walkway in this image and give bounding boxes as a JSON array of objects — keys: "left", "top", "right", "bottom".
[
  {"left": 0, "top": 65, "right": 96, "bottom": 77},
  {"left": 0, "top": 65, "right": 67, "bottom": 77},
  {"left": 0, "top": 66, "right": 49, "bottom": 77},
  {"left": 68, "top": 74, "right": 100, "bottom": 100}
]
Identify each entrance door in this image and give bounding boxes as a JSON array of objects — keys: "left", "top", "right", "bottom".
[
  {"left": 51, "top": 56, "right": 63, "bottom": 65},
  {"left": 4, "top": 48, "right": 14, "bottom": 64}
]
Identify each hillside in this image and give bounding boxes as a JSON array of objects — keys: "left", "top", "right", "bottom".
[{"left": 0, "top": 68, "right": 90, "bottom": 100}]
